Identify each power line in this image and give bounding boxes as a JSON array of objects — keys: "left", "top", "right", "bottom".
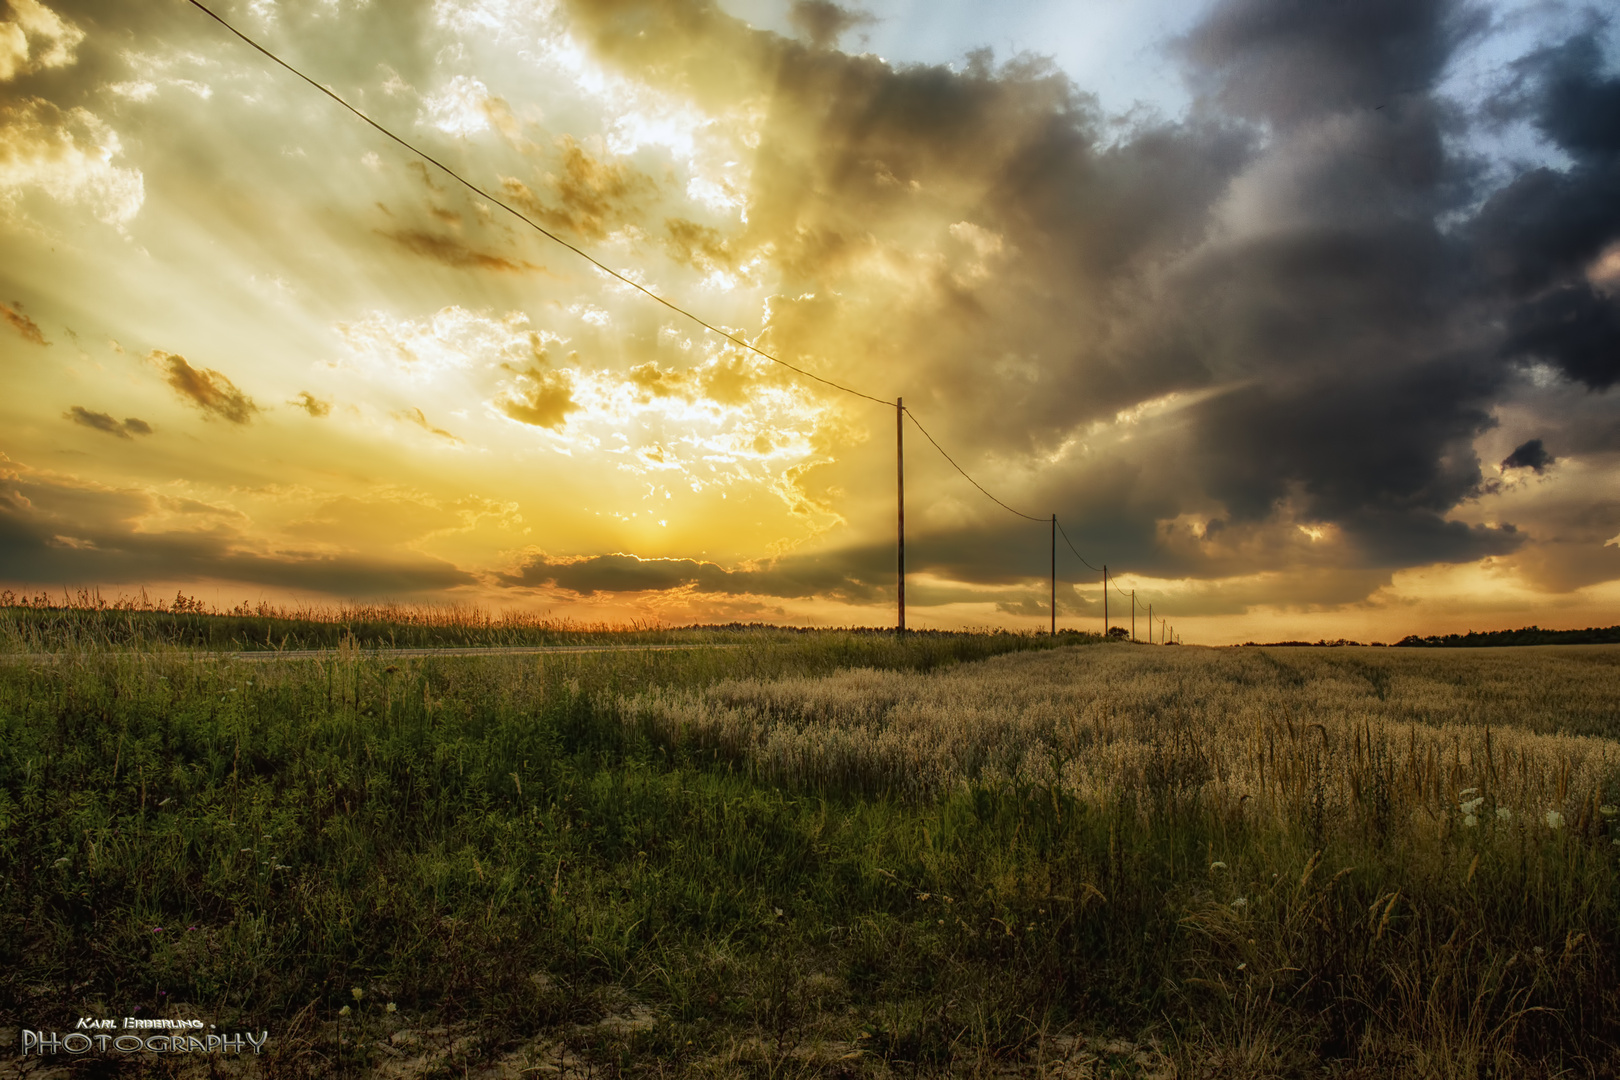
[
  {"left": 186, "top": 0, "right": 1184, "bottom": 639},
  {"left": 184, "top": 0, "right": 894, "bottom": 409},
  {"left": 902, "top": 408, "right": 1047, "bottom": 522},
  {"left": 1054, "top": 519, "right": 1102, "bottom": 574}
]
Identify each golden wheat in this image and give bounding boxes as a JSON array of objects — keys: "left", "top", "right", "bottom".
[{"left": 619, "top": 645, "right": 1620, "bottom": 842}]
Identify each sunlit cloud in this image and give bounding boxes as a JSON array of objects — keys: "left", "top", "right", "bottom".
[
  {"left": 0, "top": 99, "right": 143, "bottom": 227},
  {"left": 0, "top": 0, "right": 83, "bottom": 82}
]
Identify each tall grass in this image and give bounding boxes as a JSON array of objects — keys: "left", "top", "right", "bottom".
[
  {"left": 2, "top": 634, "right": 1616, "bottom": 1077},
  {"left": 0, "top": 589, "right": 1067, "bottom": 653}
]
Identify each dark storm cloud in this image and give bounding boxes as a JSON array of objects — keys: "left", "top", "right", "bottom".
[
  {"left": 65, "top": 406, "right": 152, "bottom": 439},
  {"left": 154, "top": 351, "right": 260, "bottom": 424},
  {"left": 556, "top": 0, "right": 1602, "bottom": 598},
  {"left": 1176, "top": 0, "right": 1484, "bottom": 126},
  {"left": 0, "top": 465, "right": 474, "bottom": 596},
  {"left": 498, "top": 547, "right": 889, "bottom": 603},
  {"left": 1501, "top": 438, "right": 1554, "bottom": 473},
  {"left": 1475, "top": 31, "right": 1620, "bottom": 390},
  {"left": 787, "top": 1, "right": 875, "bottom": 50}
]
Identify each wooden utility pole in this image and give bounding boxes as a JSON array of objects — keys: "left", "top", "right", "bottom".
[
  {"left": 1131, "top": 590, "right": 1136, "bottom": 642},
  {"left": 1103, "top": 565, "right": 1108, "bottom": 637},
  {"left": 1050, "top": 514, "right": 1056, "bottom": 636},
  {"left": 896, "top": 397, "right": 905, "bottom": 634},
  {"left": 1148, "top": 603, "right": 1154, "bottom": 644}
]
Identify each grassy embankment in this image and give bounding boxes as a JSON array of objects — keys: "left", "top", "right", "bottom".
[{"left": 2, "top": 605, "right": 1618, "bottom": 1077}]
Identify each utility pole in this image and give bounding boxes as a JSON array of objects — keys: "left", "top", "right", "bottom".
[
  {"left": 1148, "top": 603, "right": 1153, "bottom": 644},
  {"left": 1131, "top": 590, "right": 1136, "bottom": 643},
  {"left": 896, "top": 397, "right": 905, "bottom": 634},
  {"left": 1050, "top": 514, "right": 1056, "bottom": 636},
  {"left": 1103, "top": 565, "right": 1108, "bottom": 638}
]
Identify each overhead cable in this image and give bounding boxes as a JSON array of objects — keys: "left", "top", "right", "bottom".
[
  {"left": 184, "top": 0, "right": 893, "bottom": 408},
  {"left": 1055, "top": 519, "right": 1103, "bottom": 574},
  {"left": 187, "top": 0, "right": 1174, "bottom": 632},
  {"left": 902, "top": 408, "right": 1047, "bottom": 522}
]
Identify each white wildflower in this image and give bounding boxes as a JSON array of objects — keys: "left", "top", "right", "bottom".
[
  {"left": 1464, "top": 814, "right": 1478, "bottom": 827},
  {"left": 1231, "top": 897, "right": 1247, "bottom": 909},
  {"left": 1497, "top": 806, "right": 1512, "bottom": 822},
  {"left": 1545, "top": 810, "right": 1564, "bottom": 829},
  {"left": 1601, "top": 805, "right": 1618, "bottom": 817},
  {"left": 1459, "top": 797, "right": 1484, "bottom": 814}
]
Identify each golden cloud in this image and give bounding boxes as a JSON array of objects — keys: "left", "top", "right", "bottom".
[
  {"left": 152, "top": 351, "right": 259, "bottom": 425},
  {"left": 381, "top": 228, "right": 548, "bottom": 275},
  {"left": 1, "top": 301, "right": 46, "bottom": 344},
  {"left": 500, "top": 136, "right": 655, "bottom": 240},
  {"left": 497, "top": 366, "right": 579, "bottom": 430},
  {"left": 0, "top": 0, "right": 82, "bottom": 82},
  {"left": 289, "top": 391, "right": 331, "bottom": 418},
  {"left": 0, "top": 98, "right": 143, "bottom": 226},
  {"left": 65, "top": 406, "right": 151, "bottom": 439}
]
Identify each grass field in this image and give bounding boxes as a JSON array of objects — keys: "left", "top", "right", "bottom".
[{"left": 2, "top": 609, "right": 1618, "bottom": 1077}]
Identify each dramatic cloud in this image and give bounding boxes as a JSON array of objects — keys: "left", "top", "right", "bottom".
[
  {"left": 1, "top": 301, "right": 44, "bottom": 344},
  {"left": 65, "top": 406, "right": 151, "bottom": 439},
  {"left": 153, "top": 351, "right": 259, "bottom": 425},
  {"left": 2, "top": 0, "right": 1617, "bottom": 635},
  {"left": 1476, "top": 31, "right": 1620, "bottom": 391}
]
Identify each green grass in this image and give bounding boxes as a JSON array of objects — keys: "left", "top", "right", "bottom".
[{"left": 1, "top": 624, "right": 1617, "bottom": 1078}]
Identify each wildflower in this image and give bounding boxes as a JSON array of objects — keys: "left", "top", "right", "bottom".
[
  {"left": 1545, "top": 810, "right": 1564, "bottom": 829},
  {"left": 1463, "top": 814, "right": 1478, "bottom": 827},
  {"left": 151, "top": 927, "right": 164, "bottom": 933},
  {"left": 1459, "top": 797, "right": 1484, "bottom": 814},
  {"left": 1236, "top": 963, "right": 1247, "bottom": 971},
  {"left": 339, "top": 1006, "right": 351, "bottom": 1017},
  {"left": 1497, "top": 806, "right": 1512, "bottom": 821},
  {"left": 352, "top": 988, "right": 365, "bottom": 1001},
  {"left": 386, "top": 1003, "right": 397, "bottom": 1014},
  {"left": 1209, "top": 861, "right": 1227, "bottom": 871},
  {"left": 1231, "top": 897, "right": 1248, "bottom": 909},
  {"left": 1601, "top": 805, "right": 1618, "bottom": 817},
  {"left": 1459, "top": 787, "right": 1478, "bottom": 797}
]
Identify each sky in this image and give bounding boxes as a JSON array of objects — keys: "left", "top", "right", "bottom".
[{"left": 1, "top": 0, "right": 1617, "bottom": 643}]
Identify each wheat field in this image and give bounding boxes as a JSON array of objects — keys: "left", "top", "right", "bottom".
[
  {"left": 4, "top": 633, "right": 1618, "bottom": 1077},
  {"left": 621, "top": 644, "right": 1620, "bottom": 819}
]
